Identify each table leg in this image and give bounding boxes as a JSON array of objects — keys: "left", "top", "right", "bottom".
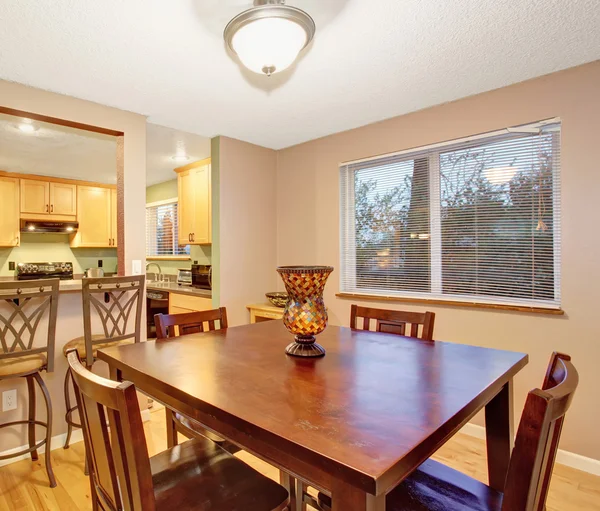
[
  {"left": 485, "top": 380, "right": 514, "bottom": 491},
  {"left": 330, "top": 480, "right": 385, "bottom": 511},
  {"left": 109, "top": 366, "right": 122, "bottom": 382}
]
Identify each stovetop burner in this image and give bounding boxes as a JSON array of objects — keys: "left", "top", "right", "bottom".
[{"left": 16, "top": 262, "right": 74, "bottom": 281}]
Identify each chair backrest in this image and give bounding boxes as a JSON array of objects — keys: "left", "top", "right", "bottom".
[
  {"left": 67, "top": 349, "right": 156, "bottom": 511},
  {"left": 0, "top": 279, "right": 59, "bottom": 372},
  {"left": 82, "top": 275, "right": 145, "bottom": 366},
  {"left": 502, "top": 352, "right": 579, "bottom": 511},
  {"left": 350, "top": 304, "right": 435, "bottom": 340},
  {"left": 154, "top": 307, "right": 228, "bottom": 339}
]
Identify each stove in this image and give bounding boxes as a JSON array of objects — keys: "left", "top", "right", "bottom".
[{"left": 16, "top": 262, "right": 74, "bottom": 281}]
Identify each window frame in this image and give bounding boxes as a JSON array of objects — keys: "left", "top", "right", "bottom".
[
  {"left": 145, "top": 198, "right": 190, "bottom": 260},
  {"left": 339, "top": 119, "right": 562, "bottom": 312}
]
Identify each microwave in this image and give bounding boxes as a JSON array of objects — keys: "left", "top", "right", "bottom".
[{"left": 192, "top": 264, "right": 212, "bottom": 290}]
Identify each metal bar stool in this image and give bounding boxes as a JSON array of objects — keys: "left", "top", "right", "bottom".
[
  {"left": 62, "top": 275, "right": 144, "bottom": 454},
  {"left": 0, "top": 279, "right": 59, "bottom": 487}
]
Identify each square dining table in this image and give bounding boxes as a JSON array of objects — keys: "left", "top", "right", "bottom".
[{"left": 97, "top": 320, "right": 528, "bottom": 511}]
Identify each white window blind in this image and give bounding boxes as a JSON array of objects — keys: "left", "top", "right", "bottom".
[
  {"left": 146, "top": 200, "right": 190, "bottom": 257},
  {"left": 340, "top": 119, "right": 561, "bottom": 309}
]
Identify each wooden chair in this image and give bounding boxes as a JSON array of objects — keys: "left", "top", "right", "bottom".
[
  {"left": 63, "top": 275, "right": 144, "bottom": 450},
  {"left": 350, "top": 304, "right": 435, "bottom": 340},
  {"left": 66, "top": 349, "right": 289, "bottom": 511},
  {"left": 315, "top": 352, "right": 579, "bottom": 511},
  {"left": 0, "top": 279, "right": 59, "bottom": 487},
  {"left": 154, "top": 308, "right": 240, "bottom": 452}
]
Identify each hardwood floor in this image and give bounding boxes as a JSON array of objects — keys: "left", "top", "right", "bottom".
[{"left": 1, "top": 408, "right": 599, "bottom": 510}]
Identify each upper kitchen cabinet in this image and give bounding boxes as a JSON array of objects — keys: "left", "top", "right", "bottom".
[
  {"left": 0, "top": 177, "right": 20, "bottom": 247},
  {"left": 175, "top": 158, "right": 211, "bottom": 245},
  {"left": 70, "top": 185, "right": 117, "bottom": 248},
  {"left": 20, "top": 178, "right": 77, "bottom": 219}
]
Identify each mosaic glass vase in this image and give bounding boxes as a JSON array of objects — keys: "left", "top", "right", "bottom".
[{"left": 276, "top": 266, "right": 334, "bottom": 357}]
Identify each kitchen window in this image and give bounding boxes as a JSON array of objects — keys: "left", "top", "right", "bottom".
[
  {"left": 340, "top": 119, "right": 561, "bottom": 310},
  {"left": 146, "top": 199, "right": 190, "bottom": 258}
]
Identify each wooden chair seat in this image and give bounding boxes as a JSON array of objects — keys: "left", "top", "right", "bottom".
[
  {"left": 0, "top": 353, "right": 47, "bottom": 378},
  {"left": 151, "top": 436, "right": 288, "bottom": 510},
  {"left": 318, "top": 459, "right": 503, "bottom": 511},
  {"left": 62, "top": 334, "right": 135, "bottom": 361}
]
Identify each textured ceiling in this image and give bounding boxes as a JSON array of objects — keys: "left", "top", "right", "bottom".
[
  {"left": 0, "top": 0, "right": 598, "bottom": 149},
  {"left": 0, "top": 113, "right": 117, "bottom": 183},
  {"left": 0, "top": 113, "right": 210, "bottom": 185}
]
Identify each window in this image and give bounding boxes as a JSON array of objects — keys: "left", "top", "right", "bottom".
[
  {"left": 146, "top": 200, "right": 190, "bottom": 257},
  {"left": 340, "top": 119, "right": 561, "bottom": 309}
]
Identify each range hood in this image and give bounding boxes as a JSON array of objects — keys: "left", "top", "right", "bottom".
[{"left": 20, "top": 219, "right": 79, "bottom": 233}]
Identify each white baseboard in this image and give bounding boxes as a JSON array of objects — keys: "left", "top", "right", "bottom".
[
  {"left": 460, "top": 423, "right": 600, "bottom": 476},
  {"left": 0, "top": 429, "right": 84, "bottom": 468}
]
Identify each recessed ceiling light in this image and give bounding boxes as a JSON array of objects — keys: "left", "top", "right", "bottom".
[
  {"left": 18, "top": 120, "right": 38, "bottom": 133},
  {"left": 27, "top": 225, "right": 35, "bottom": 231},
  {"left": 224, "top": 0, "right": 316, "bottom": 77},
  {"left": 172, "top": 154, "right": 190, "bottom": 162}
]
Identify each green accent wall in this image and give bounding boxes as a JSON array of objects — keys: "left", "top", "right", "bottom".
[{"left": 146, "top": 179, "right": 178, "bottom": 204}]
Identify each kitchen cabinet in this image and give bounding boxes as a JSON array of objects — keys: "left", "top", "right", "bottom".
[
  {"left": 247, "top": 303, "right": 284, "bottom": 323},
  {"left": 50, "top": 182, "right": 77, "bottom": 216},
  {"left": 70, "top": 185, "right": 117, "bottom": 248},
  {"left": 175, "top": 158, "right": 211, "bottom": 245},
  {"left": 0, "top": 177, "right": 20, "bottom": 247},
  {"left": 20, "top": 179, "right": 77, "bottom": 218},
  {"left": 111, "top": 188, "right": 118, "bottom": 247},
  {"left": 168, "top": 293, "right": 213, "bottom": 314}
]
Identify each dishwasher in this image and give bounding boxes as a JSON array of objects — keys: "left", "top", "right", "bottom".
[{"left": 146, "top": 288, "right": 169, "bottom": 338}]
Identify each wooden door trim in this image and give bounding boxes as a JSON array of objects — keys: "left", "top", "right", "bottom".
[{"left": 0, "top": 106, "right": 124, "bottom": 137}]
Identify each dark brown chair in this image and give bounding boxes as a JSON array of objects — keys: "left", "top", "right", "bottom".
[
  {"left": 66, "top": 349, "right": 289, "bottom": 511},
  {"left": 63, "top": 275, "right": 145, "bottom": 450},
  {"left": 0, "top": 279, "right": 59, "bottom": 487},
  {"left": 315, "top": 352, "right": 579, "bottom": 511},
  {"left": 350, "top": 304, "right": 435, "bottom": 340},
  {"left": 154, "top": 308, "right": 239, "bottom": 452}
]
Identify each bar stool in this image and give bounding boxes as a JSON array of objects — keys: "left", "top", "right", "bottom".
[
  {"left": 62, "top": 275, "right": 144, "bottom": 451},
  {"left": 0, "top": 279, "right": 59, "bottom": 487}
]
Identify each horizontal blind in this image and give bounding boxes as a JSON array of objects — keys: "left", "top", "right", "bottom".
[
  {"left": 340, "top": 120, "right": 561, "bottom": 308},
  {"left": 146, "top": 201, "right": 189, "bottom": 257}
]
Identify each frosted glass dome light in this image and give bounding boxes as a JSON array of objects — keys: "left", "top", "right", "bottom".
[{"left": 224, "top": 1, "right": 315, "bottom": 77}]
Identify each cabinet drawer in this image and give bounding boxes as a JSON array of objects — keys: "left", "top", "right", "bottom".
[
  {"left": 168, "top": 305, "right": 196, "bottom": 315},
  {"left": 169, "top": 293, "right": 213, "bottom": 312}
]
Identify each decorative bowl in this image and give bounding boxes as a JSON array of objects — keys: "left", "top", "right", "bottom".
[{"left": 266, "top": 292, "right": 288, "bottom": 308}]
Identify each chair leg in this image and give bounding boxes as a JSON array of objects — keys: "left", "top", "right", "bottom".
[
  {"left": 33, "top": 372, "right": 56, "bottom": 488},
  {"left": 63, "top": 368, "right": 74, "bottom": 449},
  {"left": 26, "top": 375, "right": 39, "bottom": 462},
  {"left": 165, "top": 408, "right": 178, "bottom": 448}
]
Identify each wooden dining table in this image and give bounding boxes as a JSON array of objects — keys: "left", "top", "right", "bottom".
[{"left": 97, "top": 320, "right": 528, "bottom": 511}]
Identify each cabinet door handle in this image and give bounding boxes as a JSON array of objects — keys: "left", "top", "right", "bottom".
[
  {"left": 50, "top": 204, "right": 54, "bottom": 213},
  {"left": 109, "top": 239, "right": 112, "bottom": 246},
  {"left": 191, "top": 233, "right": 195, "bottom": 242},
  {"left": 188, "top": 233, "right": 191, "bottom": 242},
  {"left": 46, "top": 204, "right": 49, "bottom": 212}
]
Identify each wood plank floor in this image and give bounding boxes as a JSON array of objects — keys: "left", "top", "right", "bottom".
[{"left": 1, "top": 408, "right": 599, "bottom": 510}]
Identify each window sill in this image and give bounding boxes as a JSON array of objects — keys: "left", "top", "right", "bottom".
[
  {"left": 335, "top": 292, "right": 564, "bottom": 316},
  {"left": 146, "top": 256, "right": 191, "bottom": 261}
]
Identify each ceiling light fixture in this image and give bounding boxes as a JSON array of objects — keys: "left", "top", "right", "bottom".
[
  {"left": 18, "top": 119, "right": 38, "bottom": 133},
  {"left": 224, "top": 0, "right": 316, "bottom": 77}
]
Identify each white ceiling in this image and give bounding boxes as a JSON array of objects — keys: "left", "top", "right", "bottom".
[
  {"left": 0, "top": 113, "right": 117, "bottom": 183},
  {"left": 146, "top": 124, "right": 211, "bottom": 186},
  {"left": 0, "top": 0, "right": 598, "bottom": 150},
  {"left": 0, "top": 113, "right": 210, "bottom": 185}
]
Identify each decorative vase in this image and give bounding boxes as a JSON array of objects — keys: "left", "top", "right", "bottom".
[{"left": 276, "top": 266, "right": 334, "bottom": 357}]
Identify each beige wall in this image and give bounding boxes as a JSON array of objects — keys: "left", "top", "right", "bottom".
[
  {"left": 276, "top": 61, "right": 600, "bottom": 460},
  {"left": 218, "top": 136, "right": 278, "bottom": 326},
  {"left": 0, "top": 80, "right": 147, "bottom": 453}
]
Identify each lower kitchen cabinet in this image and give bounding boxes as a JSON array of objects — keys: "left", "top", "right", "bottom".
[{"left": 168, "top": 293, "right": 213, "bottom": 314}]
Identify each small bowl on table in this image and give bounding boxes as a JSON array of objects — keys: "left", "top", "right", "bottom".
[{"left": 266, "top": 292, "right": 288, "bottom": 308}]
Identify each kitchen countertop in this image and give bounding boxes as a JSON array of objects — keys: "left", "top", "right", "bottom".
[{"left": 147, "top": 281, "right": 212, "bottom": 298}]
